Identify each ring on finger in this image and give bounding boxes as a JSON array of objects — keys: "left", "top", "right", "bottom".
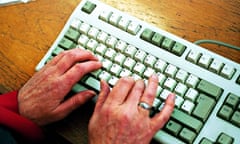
[{"left": 138, "top": 102, "right": 152, "bottom": 110}]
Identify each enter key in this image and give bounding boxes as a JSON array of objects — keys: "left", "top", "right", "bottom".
[{"left": 193, "top": 93, "right": 216, "bottom": 122}]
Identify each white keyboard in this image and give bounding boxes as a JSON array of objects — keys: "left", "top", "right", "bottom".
[{"left": 36, "top": 0, "right": 240, "bottom": 143}]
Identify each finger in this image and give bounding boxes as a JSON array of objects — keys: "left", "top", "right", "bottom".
[
  {"left": 151, "top": 93, "right": 175, "bottom": 131},
  {"left": 140, "top": 74, "right": 158, "bottom": 106},
  {"left": 54, "top": 49, "right": 99, "bottom": 75},
  {"left": 52, "top": 90, "right": 96, "bottom": 120},
  {"left": 60, "top": 61, "right": 102, "bottom": 88},
  {"left": 94, "top": 80, "right": 110, "bottom": 113},
  {"left": 105, "top": 77, "right": 135, "bottom": 105},
  {"left": 125, "top": 80, "right": 145, "bottom": 107}
]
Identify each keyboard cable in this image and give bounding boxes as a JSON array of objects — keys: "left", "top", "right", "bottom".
[{"left": 194, "top": 39, "right": 240, "bottom": 51}]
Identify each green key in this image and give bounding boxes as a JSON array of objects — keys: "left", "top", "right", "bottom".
[
  {"left": 197, "top": 79, "right": 223, "bottom": 100},
  {"left": 52, "top": 46, "right": 64, "bottom": 56},
  {"left": 231, "top": 111, "right": 240, "bottom": 127},
  {"left": 165, "top": 120, "right": 182, "bottom": 136},
  {"left": 59, "top": 37, "right": 75, "bottom": 49},
  {"left": 81, "top": 1, "right": 96, "bottom": 14},
  {"left": 225, "top": 93, "right": 239, "bottom": 108},
  {"left": 85, "top": 76, "right": 100, "bottom": 91},
  {"left": 216, "top": 133, "right": 234, "bottom": 144},
  {"left": 200, "top": 138, "right": 214, "bottom": 144},
  {"left": 151, "top": 32, "right": 164, "bottom": 46},
  {"left": 161, "top": 37, "right": 175, "bottom": 51},
  {"left": 193, "top": 93, "right": 216, "bottom": 121},
  {"left": 65, "top": 28, "right": 80, "bottom": 42},
  {"left": 172, "top": 42, "right": 186, "bottom": 56},
  {"left": 218, "top": 105, "right": 233, "bottom": 120},
  {"left": 72, "top": 83, "right": 88, "bottom": 93},
  {"left": 140, "top": 28, "right": 154, "bottom": 42},
  {"left": 171, "top": 109, "right": 203, "bottom": 132},
  {"left": 179, "top": 128, "right": 196, "bottom": 144}
]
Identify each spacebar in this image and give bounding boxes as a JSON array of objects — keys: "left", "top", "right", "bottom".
[{"left": 154, "top": 130, "right": 185, "bottom": 144}]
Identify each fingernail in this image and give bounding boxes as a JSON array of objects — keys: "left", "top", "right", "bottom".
[{"left": 168, "top": 93, "right": 176, "bottom": 102}]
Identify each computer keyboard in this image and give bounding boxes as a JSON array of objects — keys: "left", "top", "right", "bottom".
[{"left": 35, "top": 0, "right": 240, "bottom": 143}]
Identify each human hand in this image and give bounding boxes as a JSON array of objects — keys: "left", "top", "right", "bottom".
[
  {"left": 88, "top": 75, "right": 175, "bottom": 144},
  {"left": 18, "top": 48, "right": 102, "bottom": 126}
]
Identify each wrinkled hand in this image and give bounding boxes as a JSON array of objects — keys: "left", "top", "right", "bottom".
[
  {"left": 88, "top": 75, "right": 175, "bottom": 144},
  {"left": 18, "top": 49, "right": 102, "bottom": 126}
]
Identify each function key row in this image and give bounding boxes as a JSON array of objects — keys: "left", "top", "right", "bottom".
[
  {"left": 140, "top": 28, "right": 186, "bottom": 57},
  {"left": 98, "top": 10, "right": 142, "bottom": 35},
  {"left": 186, "top": 50, "right": 236, "bottom": 80}
]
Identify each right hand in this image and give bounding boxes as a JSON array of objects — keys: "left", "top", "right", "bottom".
[{"left": 88, "top": 75, "right": 175, "bottom": 144}]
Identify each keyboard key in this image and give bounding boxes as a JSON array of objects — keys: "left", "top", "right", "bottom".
[
  {"left": 185, "top": 88, "right": 199, "bottom": 102},
  {"left": 108, "top": 76, "right": 119, "bottom": 86},
  {"left": 106, "top": 36, "right": 118, "bottom": 48},
  {"left": 197, "top": 79, "right": 223, "bottom": 100},
  {"left": 123, "top": 57, "right": 136, "bottom": 70},
  {"left": 88, "top": 27, "right": 99, "bottom": 39},
  {"left": 70, "top": 18, "right": 82, "bottom": 30},
  {"left": 99, "top": 10, "right": 112, "bottom": 22},
  {"left": 193, "top": 93, "right": 215, "bottom": 121},
  {"left": 209, "top": 59, "right": 224, "bottom": 74},
  {"left": 59, "top": 37, "right": 75, "bottom": 49},
  {"left": 127, "top": 21, "right": 141, "bottom": 35},
  {"left": 102, "top": 59, "right": 113, "bottom": 71},
  {"left": 231, "top": 111, "right": 240, "bottom": 127},
  {"left": 105, "top": 48, "right": 116, "bottom": 60},
  {"left": 172, "top": 42, "right": 186, "bottom": 56},
  {"left": 174, "top": 83, "right": 187, "bottom": 96},
  {"left": 199, "top": 138, "right": 214, "bottom": 144},
  {"left": 156, "top": 72, "right": 167, "bottom": 86},
  {"left": 86, "top": 39, "right": 98, "bottom": 51},
  {"left": 118, "top": 17, "right": 130, "bottom": 31},
  {"left": 151, "top": 32, "right": 164, "bottom": 46},
  {"left": 78, "top": 34, "right": 89, "bottom": 46},
  {"left": 133, "top": 62, "right": 146, "bottom": 76},
  {"left": 115, "top": 40, "right": 127, "bottom": 52},
  {"left": 109, "top": 13, "right": 121, "bottom": 26},
  {"left": 164, "top": 64, "right": 178, "bottom": 78},
  {"left": 175, "top": 95, "right": 184, "bottom": 108},
  {"left": 144, "top": 54, "right": 157, "bottom": 67},
  {"left": 81, "top": 1, "right": 96, "bottom": 14},
  {"left": 218, "top": 105, "right": 233, "bottom": 120},
  {"left": 143, "top": 67, "right": 155, "bottom": 78},
  {"left": 140, "top": 28, "right": 154, "bottom": 42},
  {"left": 134, "top": 50, "right": 147, "bottom": 62},
  {"left": 154, "top": 59, "right": 167, "bottom": 73},
  {"left": 114, "top": 53, "right": 126, "bottom": 65},
  {"left": 165, "top": 120, "right": 182, "bottom": 136},
  {"left": 225, "top": 93, "right": 239, "bottom": 108},
  {"left": 179, "top": 128, "right": 196, "bottom": 144},
  {"left": 124, "top": 45, "right": 137, "bottom": 58},
  {"left": 181, "top": 100, "right": 195, "bottom": 114},
  {"left": 95, "top": 43, "right": 107, "bottom": 55},
  {"left": 79, "top": 23, "right": 91, "bottom": 34},
  {"left": 186, "top": 74, "right": 199, "bottom": 88},
  {"left": 110, "top": 64, "right": 122, "bottom": 76},
  {"left": 99, "top": 71, "right": 111, "bottom": 81},
  {"left": 220, "top": 64, "right": 236, "bottom": 79},
  {"left": 187, "top": 50, "right": 201, "bottom": 64},
  {"left": 175, "top": 69, "right": 188, "bottom": 83},
  {"left": 97, "top": 31, "right": 108, "bottom": 43},
  {"left": 52, "top": 47, "right": 64, "bottom": 56},
  {"left": 171, "top": 109, "right": 203, "bottom": 132},
  {"left": 216, "top": 133, "right": 234, "bottom": 144},
  {"left": 163, "top": 78, "right": 177, "bottom": 91},
  {"left": 65, "top": 28, "right": 80, "bottom": 42},
  {"left": 198, "top": 54, "right": 212, "bottom": 68},
  {"left": 85, "top": 76, "right": 100, "bottom": 91},
  {"left": 161, "top": 37, "right": 175, "bottom": 51},
  {"left": 119, "top": 68, "right": 132, "bottom": 77}
]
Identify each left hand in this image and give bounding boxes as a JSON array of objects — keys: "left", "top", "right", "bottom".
[{"left": 18, "top": 49, "right": 102, "bottom": 126}]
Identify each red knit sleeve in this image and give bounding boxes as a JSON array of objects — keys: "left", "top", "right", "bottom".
[{"left": 0, "top": 91, "right": 44, "bottom": 141}]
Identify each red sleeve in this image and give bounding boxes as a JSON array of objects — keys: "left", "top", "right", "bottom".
[{"left": 0, "top": 91, "right": 44, "bottom": 141}]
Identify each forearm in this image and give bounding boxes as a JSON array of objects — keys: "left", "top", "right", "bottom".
[{"left": 0, "top": 91, "right": 44, "bottom": 140}]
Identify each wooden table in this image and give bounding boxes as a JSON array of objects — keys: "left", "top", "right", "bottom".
[{"left": 0, "top": 0, "right": 239, "bottom": 143}]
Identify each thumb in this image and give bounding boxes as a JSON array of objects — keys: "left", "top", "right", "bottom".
[{"left": 53, "top": 90, "right": 96, "bottom": 120}]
